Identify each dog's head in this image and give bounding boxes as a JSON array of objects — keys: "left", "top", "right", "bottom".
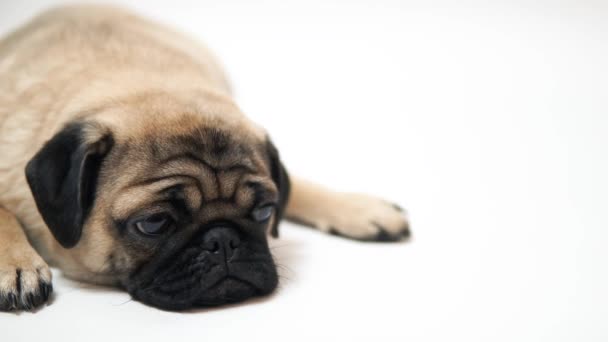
[{"left": 24, "top": 92, "right": 289, "bottom": 310}]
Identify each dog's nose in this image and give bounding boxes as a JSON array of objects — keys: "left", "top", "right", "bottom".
[{"left": 202, "top": 227, "right": 241, "bottom": 256}]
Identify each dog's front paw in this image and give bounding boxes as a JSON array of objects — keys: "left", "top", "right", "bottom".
[
  {"left": 0, "top": 252, "right": 53, "bottom": 311},
  {"left": 293, "top": 193, "right": 410, "bottom": 242}
]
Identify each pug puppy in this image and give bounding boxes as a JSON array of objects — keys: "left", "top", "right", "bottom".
[{"left": 0, "top": 5, "right": 410, "bottom": 311}]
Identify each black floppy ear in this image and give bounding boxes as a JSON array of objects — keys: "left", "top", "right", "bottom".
[
  {"left": 266, "top": 138, "right": 290, "bottom": 238},
  {"left": 25, "top": 121, "right": 112, "bottom": 248}
]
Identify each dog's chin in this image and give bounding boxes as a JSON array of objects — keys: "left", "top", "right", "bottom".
[
  {"left": 128, "top": 273, "right": 278, "bottom": 311},
  {"left": 126, "top": 257, "right": 279, "bottom": 311},
  {"left": 195, "top": 277, "right": 259, "bottom": 306}
]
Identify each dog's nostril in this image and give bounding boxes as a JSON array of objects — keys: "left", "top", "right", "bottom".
[
  {"left": 202, "top": 240, "right": 221, "bottom": 253},
  {"left": 229, "top": 239, "right": 239, "bottom": 250},
  {"left": 201, "top": 227, "right": 241, "bottom": 254}
]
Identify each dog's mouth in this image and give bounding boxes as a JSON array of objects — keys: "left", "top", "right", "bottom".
[
  {"left": 194, "top": 276, "right": 258, "bottom": 306},
  {"left": 125, "top": 226, "right": 278, "bottom": 311},
  {"left": 127, "top": 260, "right": 278, "bottom": 311}
]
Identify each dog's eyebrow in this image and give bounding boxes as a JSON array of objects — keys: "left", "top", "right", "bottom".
[
  {"left": 158, "top": 153, "right": 257, "bottom": 201},
  {"left": 161, "top": 152, "right": 256, "bottom": 173},
  {"left": 132, "top": 174, "right": 201, "bottom": 188},
  {"left": 111, "top": 174, "right": 202, "bottom": 219}
]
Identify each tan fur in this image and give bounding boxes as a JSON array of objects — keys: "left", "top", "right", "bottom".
[
  {"left": 285, "top": 177, "right": 410, "bottom": 238},
  {"left": 0, "top": 5, "right": 409, "bottom": 310},
  {"left": 0, "top": 206, "right": 52, "bottom": 300}
]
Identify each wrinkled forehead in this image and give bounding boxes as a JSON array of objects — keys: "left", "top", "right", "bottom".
[
  {"left": 99, "top": 125, "right": 276, "bottom": 219},
  {"left": 113, "top": 120, "right": 269, "bottom": 176},
  {"left": 151, "top": 126, "right": 260, "bottom": 168}
]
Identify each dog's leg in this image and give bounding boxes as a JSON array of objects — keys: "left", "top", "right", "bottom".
[
  {"left": 285, "top": 177, "right": 410, "bottom": 242},
  {"left": 0, "top": 205, "right": 52, "bottom": 311}
]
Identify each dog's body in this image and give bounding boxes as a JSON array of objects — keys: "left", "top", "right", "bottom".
[{"left": 0, "top": 5, "right": 409, "bottom": 311}]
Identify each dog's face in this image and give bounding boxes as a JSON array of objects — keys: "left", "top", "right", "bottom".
[{"left": 24, "top": 94, "right": 289, "bottom": 310}]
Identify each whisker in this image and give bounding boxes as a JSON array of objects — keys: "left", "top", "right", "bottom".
[
  {"left": 269, "top": 244, "right": 295, "bottom": 250},
  {"left": 115, "top": 298, "right": 134, "bottom": 306}
]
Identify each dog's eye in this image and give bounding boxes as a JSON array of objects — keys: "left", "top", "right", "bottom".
[
  {"left": 251, "top": 204, "right": 275, "bottom": 222},
  {"left": 134, "top": 214, "right": 172, "bottom": 236}
]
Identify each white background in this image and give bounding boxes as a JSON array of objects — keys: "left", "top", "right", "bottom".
[{"left": 1, "top": 1, "right": 607, "bottom": 341}]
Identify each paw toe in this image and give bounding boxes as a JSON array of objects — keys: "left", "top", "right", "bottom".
[
  {"left": 0, "top": 268, "right": 53, "bottom": 312},
  {"left": 400, "top": 227, "right": 411, "bottom": 239},
  {"left": 368, "top": 224, "right": 409, "bottom": 242},
  {"left": 374, "top": 228, "right": 397, "bottom": 242},
  {"left": 391, "top": 203, "right": 405, "bottom": 213},
  {"left": 328, "top": 227, "right": 342, "bottom": 237},
  {"left": 19, "top": 281, "right": 52, "bottom": 311}
]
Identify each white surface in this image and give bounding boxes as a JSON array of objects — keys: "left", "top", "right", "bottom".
[{"left": 1, "top": 1, "right": 608, "bottom": 341}]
